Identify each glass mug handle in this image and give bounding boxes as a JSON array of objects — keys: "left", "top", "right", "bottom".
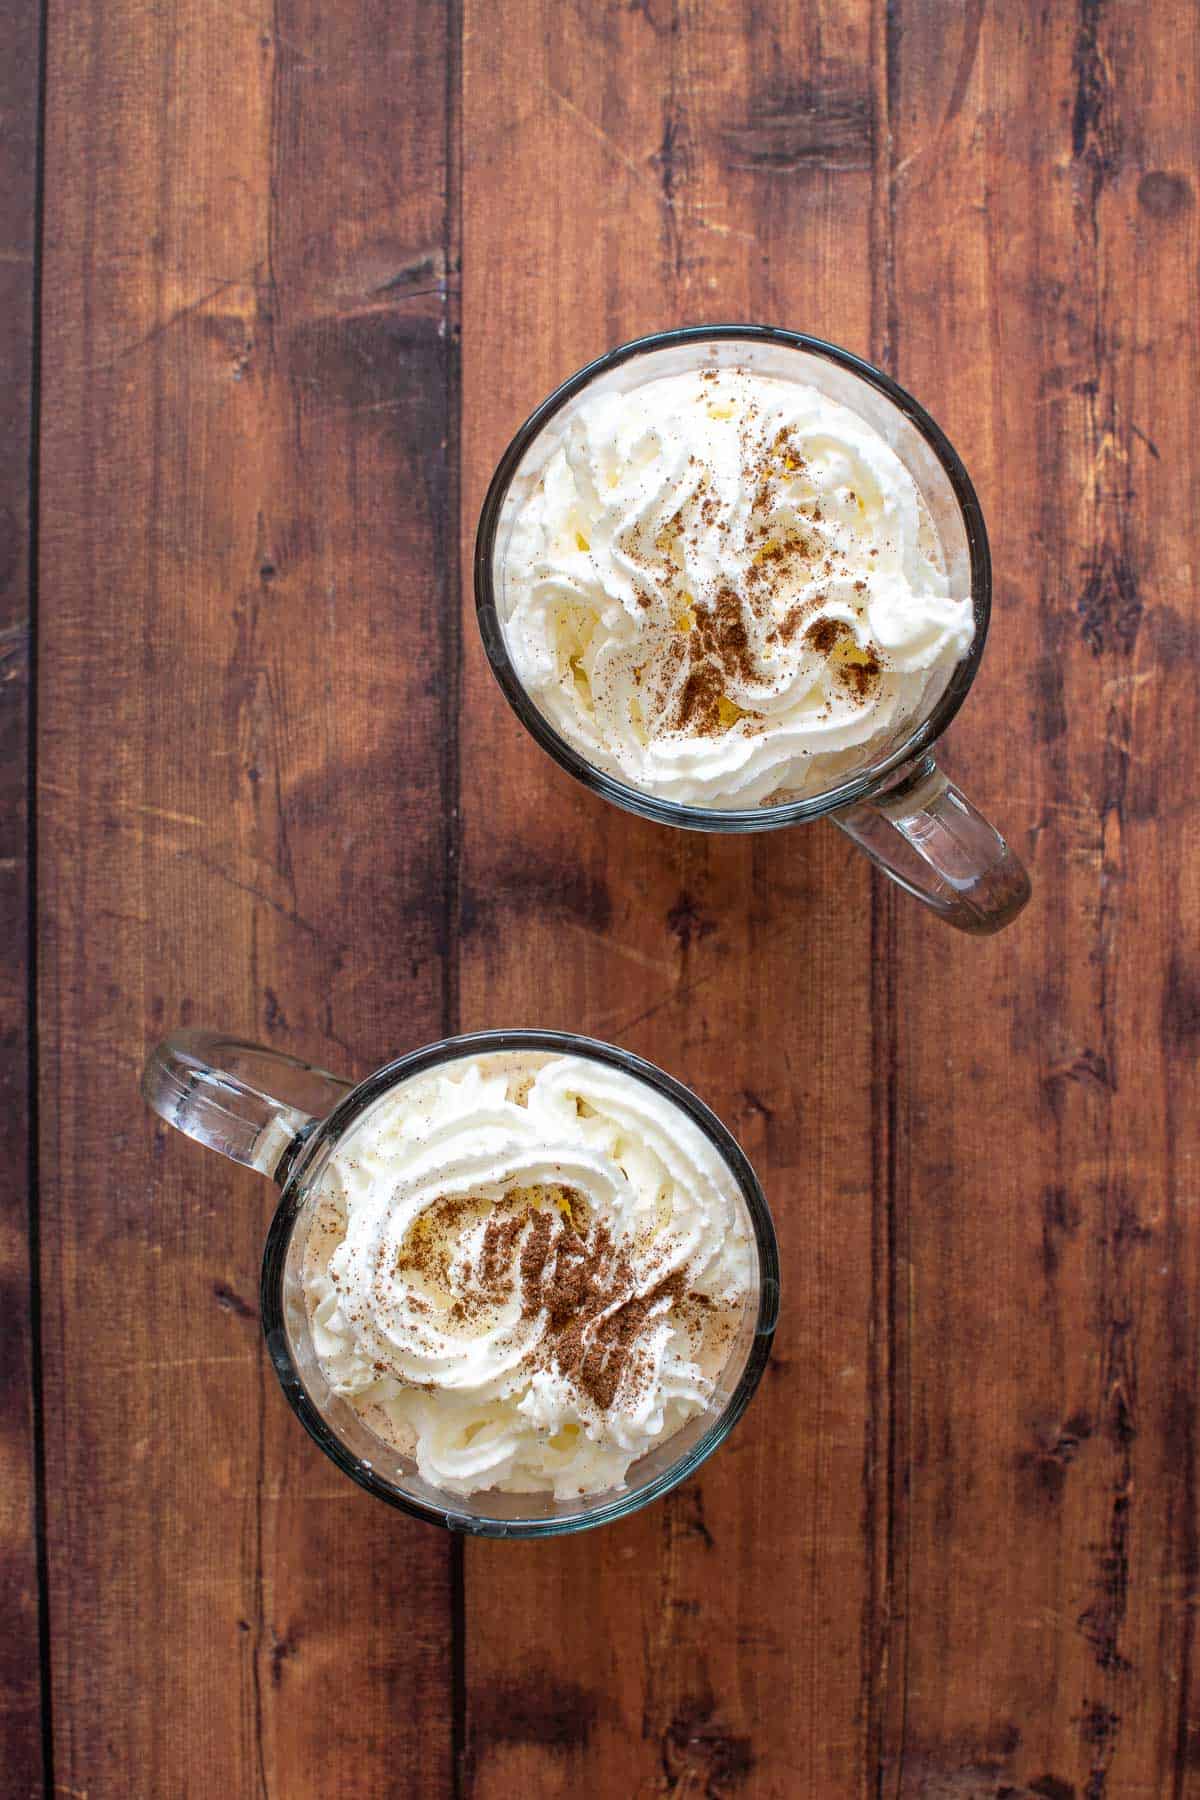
[
  {"left": 834, "top": 754, "right": 1031, "bottom": 934},
  {"left": 141, "top": 1030, "right": 354, "bottom": 1183}
]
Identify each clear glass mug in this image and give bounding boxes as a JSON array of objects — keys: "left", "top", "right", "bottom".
[
  {"left": 475, "top": 324, "right": 1031, "bottom": 934},
  {"left": 142, "top": 1027, "right": 780, "bottom": 1538}
]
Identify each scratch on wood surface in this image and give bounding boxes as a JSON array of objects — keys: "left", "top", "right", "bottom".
[
  {"left": 942, "top": 0, "right": 985, "bottom": 131},
  {"left": 1101, "top": 671, "right": 1154, "bottom": 698},
  {"left": 1085, "top": 424, "right": 1128, "bottom": 494},
  {"left": 177, "top": 850, "right": 323, "bottom": 941},
  {"left": 368, "top": 247, "right": 448, "bottom": 297},
  {"left": 893, "top": 0, "right": 986, "bottom": 185},
  {"left": 348, "top": 283, "right": 451, "bottom": 310},
  {"left": 1103, "top": 727, "right": 1149, "bottom": 765},
  {"left": 1129, "top": 420, "right": 1161, "bottom": 460},
  {"left": 213, "top": 1283, "right": 257, "bottom": 1320},
  {"left": 112, "top": 800, "right": 205, "bottom": 829},
  {"left": 105, "top": 1355, "right": 250, "bottom": 1373},
  {"left": 538, "top": 81, "right": 656, "bottom": 190},
  {"left": 263, "top": 395, "right": 425, "bottom": 435},
  {"left": 38, "top": 784, "right": 205, "bottom": 831},
  {"left": 556, "top": 917, "right": 675, "bottom": 978},
  {"left": 689, "top": 209, "right": 758, "bottom": 244},
  {"left": 97, "top": 274, "right": 258, "bottom": 369},
  {"left": 605, "top": 926, "right": 781, "bottom": 1040}
]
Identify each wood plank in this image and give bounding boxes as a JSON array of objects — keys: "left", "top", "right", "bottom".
[
  {"left": 0, "top": 0, "right": 44, "bottom": 1790},
  {"left": 37, "top": 1, "right": 458, "bottom": 1793},
  {"left": 883, "top": 1, "right": 1200, "bottom": 1794},
  {"left": 459, "top": 4, "right": 887, "bottom": 1792}
]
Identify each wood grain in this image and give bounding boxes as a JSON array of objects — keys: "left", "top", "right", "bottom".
[
  {"left": 459, "top": 4, "right": 886, "bottom": 1793},
  {"left": 15, "top": 0, "right": 1200, "bottom": 1794},
  {"left": 0, "top": 0, "right": 44, "bottom": 1791},
  {"left": 37, "top": 1, "right": 457, "bottom": 1794},
  {"left": 883, "top": 3, "right": 1200, "bottom": 1795}
]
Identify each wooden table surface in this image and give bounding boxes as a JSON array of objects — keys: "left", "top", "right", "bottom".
[{"left": 4, "top": 1, "right": 1198, "bottom": 1794}]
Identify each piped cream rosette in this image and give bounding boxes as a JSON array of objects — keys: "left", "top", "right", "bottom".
[{"left": 306, "top": 1054, "right": 751, "bottom": 1499}]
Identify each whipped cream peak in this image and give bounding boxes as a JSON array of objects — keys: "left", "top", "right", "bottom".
[
  {"left": 498, "top": 363, "right": 974, "bottom": 808},
  {"left": 303, "top": 1051, "right": 752, "bottom": 1500}
]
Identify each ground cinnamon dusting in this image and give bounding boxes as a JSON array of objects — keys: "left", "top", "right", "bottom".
[
  {"left": 805, "top": 617, "right": 843, "bottom": 656},
  {"left": 671, "top": 586, "right": 758, "bottom": 734},
  {"left": 605, "top": 366, "right": 891, "bottom": 743},
  {"left": 801, "top": 615, "right": 881, "bottom": 698},
  {"left": 840, "top": 650, "right": 881, "bottom": 699},
  {"left": 775, "top": 602, "right": 813, "bottom": 645},
  {"left": 537, "top": 1238, "right": 684, "bottom": 1411},
  {"left": 478, "top": 1211, "right": 527, "bottom": 1298},
  {"left": 395, "top": 1183, "right": 712, "bottom": 1420},
  {"left": 516, "top": 1204, "right": 690, "bottom": 1414}
]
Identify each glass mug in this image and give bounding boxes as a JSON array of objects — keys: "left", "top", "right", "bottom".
[
  {"left": 142, "top": 1027, "right": 780, "bottom": 1538},
  {"left": 475, "top": 324, "right": 1031, "bottom": 935}
]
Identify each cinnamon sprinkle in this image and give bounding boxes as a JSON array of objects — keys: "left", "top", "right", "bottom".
[
  {"left": 391, "top": 1183, "right": 713, "bottom": 1420},
  {"left": 619, "top": 366, "right": 890, "bottom": 738},
  {"left": 670, "top": 586, "right": 758, "bottom": 735},
  {"left": 804, "top": 617, "right": 843, "bottom": 656}
]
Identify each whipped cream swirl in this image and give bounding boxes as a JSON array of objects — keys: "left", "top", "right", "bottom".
[
  {"left": 304, "top": 1052, "right": 751, "bottom": 1500},
  {"left": 498, "top": 364, "right": 975, "bottom": 808}
]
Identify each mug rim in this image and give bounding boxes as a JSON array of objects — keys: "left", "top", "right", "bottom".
[
  {"left": 260, "top": 1028, "right": 781, "bottom": 1538},
  {"left": 473, "top": 323, "right": 992, "bottom": 831}
]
